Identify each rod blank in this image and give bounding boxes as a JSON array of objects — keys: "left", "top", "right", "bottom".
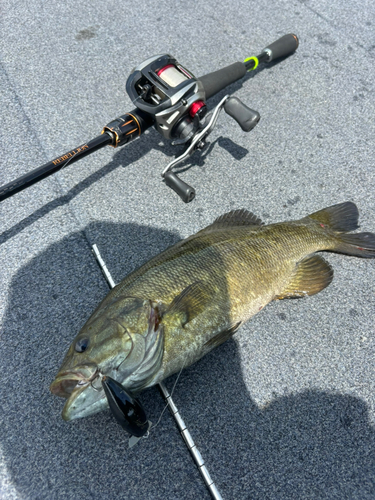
[{"left": 0, "top": 133, "right": 112, "bottom": 202}]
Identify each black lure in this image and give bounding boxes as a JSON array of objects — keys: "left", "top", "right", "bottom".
[{"left": 102, "top": 376, "right": 149, "bottom": 437}]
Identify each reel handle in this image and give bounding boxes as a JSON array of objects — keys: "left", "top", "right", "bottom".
[
  {"left": 224, "top": 97, "right": 260, "bottom": 132},
  {"left": 164, "top": 171, "right": 195, "bottom": 203}
]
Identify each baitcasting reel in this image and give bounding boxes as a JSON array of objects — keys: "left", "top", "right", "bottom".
[
  {"left": 126, "top": 54, "right": 208, "bottom": 143},
  {"left": 0, "top": 34, "right": 299, "bottom": 204},
  {"left": 119, "top": 53, "right": 261, "bottom": 201}
]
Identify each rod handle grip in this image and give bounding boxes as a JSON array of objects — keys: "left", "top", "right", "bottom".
[
  {"left": 262, "top": 34, "right": 299, "bottom": 62},
  {"left": 199, "top": 62, "right": 247, "bottom": 100}
]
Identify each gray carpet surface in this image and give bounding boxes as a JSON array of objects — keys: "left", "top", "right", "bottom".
[{"left": 0, "top": 1, "right": 374, "bottom": 499}]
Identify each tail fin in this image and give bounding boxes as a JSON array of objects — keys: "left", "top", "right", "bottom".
[
  {"left": 306, "top": 202, "right": 375, "bottom": 258},
  {"left": 334, "top": 232, "right": 375, "bottom": 258},
  {"left": 307, "top": 201, "right": 359, "bottom": 232}
]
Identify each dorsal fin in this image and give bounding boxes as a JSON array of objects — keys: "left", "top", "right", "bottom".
[
  {"left": 275, "top": 255, "right": 333, "bottom": 300},
  {"left": 213, "top": 209, "right": 263, "bottom": 227},
  {"left": 201, "top": 209, "right": 263, "bottom": 233}
]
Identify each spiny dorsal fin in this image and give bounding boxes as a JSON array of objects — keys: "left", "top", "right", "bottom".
[
  {"left": 166, "top": 281, "right": 213, "bottom": 326},
  {"left": 275, "top": 255, "right": 333, "bottom": 300},
  {"left": 213, "top": 209, "right": 263, "bottom": 226},
  {"left": 201, "top": 209, "right": 263, "bottom": 234},
  {"left": 204, "top": 322, "right": 241, "bottom": 349},
  {"left": 212, "top": 209, "right": 263, "bottom": 227}
]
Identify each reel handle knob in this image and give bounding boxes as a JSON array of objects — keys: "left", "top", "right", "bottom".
[
  {"left": 224, "top": 97, "right": 260, "bottom": 132},
  {"left": 164, "top": 171, "right": 195, "bottom": 203}
]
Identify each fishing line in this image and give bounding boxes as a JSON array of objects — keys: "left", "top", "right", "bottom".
[{"left": 151, "top": 360, "right": 187, "bottom": 432}]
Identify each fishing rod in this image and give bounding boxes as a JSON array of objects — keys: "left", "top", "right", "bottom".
[{"left": 0, "top": 34, "right": 298, "bottom": 204}]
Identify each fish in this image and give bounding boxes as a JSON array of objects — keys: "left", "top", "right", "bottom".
[{"left": 50, "top": 202, "right": 375, "bottom": 422}]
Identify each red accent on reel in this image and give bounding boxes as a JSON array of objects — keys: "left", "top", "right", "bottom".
[{"left": 189, "top": 100, "right": 206, "bottom": 117}]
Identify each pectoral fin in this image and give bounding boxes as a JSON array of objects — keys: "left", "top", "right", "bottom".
[
  {"left": 166, "top": 281, "right": 213, "bottom": 326},
  {"left": 275, "top": 255, "right": 333, "bottom": 299}
]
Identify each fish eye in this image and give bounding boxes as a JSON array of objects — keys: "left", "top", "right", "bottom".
[{"left": 75, "top": 338, "right": 89, "bottom": 353}]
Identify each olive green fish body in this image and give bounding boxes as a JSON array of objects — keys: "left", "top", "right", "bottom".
[
  {"left": 50, "top": 202, "right": 375, "bottom": 421},
  {"left": 103, "top": 220, "right": 336, "bottom": 380}
]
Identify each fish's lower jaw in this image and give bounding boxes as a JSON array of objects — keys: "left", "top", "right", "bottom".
[
  {"left": 62, "top": 398, "right": 109, "bottom": 421},
  {"left": 62, "top": 406, "right": 78, "bottom": 421},
  {"left": 61, "top": 386, "right": 109, "bottom": 421}
]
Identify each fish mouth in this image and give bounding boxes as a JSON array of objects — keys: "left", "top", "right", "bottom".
[
  {"left": 50, "top": 365, "right": 98, "bottom": 399},
  {"left": 50, "top": 364, "right": 112, "bottom": 421}
]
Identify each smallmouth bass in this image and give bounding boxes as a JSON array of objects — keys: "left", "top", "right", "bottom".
[{"left": 50, "top": 202, "right": 375, "bottom": 421}]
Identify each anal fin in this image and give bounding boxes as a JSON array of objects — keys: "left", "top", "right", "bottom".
[{"left": 275, "top": 255, "right": 333, "bottom": 300}]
